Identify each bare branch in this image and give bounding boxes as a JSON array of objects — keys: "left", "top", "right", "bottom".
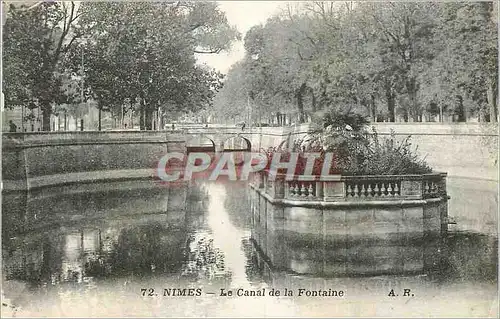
[
  {"left": 62, "top": 2, "right": 68, "bottom": 33},
  {"left": 194, "top": 48, "right": 222, "bottom": 54},
  {"left": 188, "top": 23, "right": 202, "bottom": 32},
  {"left": 61, "top": 32, "right": 82, "bottom": 53},
  {"left": 53, "top": 2, "right": 76, "bottom": 65}
]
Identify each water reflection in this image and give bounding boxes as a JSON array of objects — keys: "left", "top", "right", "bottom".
[{"left": 1, "top": 180, "right": 498, "bottom": 317}]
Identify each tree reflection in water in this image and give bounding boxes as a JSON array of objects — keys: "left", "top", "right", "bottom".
[
  {"left": 222, "top": 182, "right": 252, "bottom": 230},
  {"left": 181, "top": 232, "right": 230, "bottom": 284},
  {"left": 108, "top": 224, "right": 186, "bottom": 277}
]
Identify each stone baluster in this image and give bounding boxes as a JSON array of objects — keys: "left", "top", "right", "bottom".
[
  {"left": 394, "top": 182, "right": 400, "bottom": 196},
  {"left": 367, "top": 183, "right": 373, "bottom": 197},
  {"left": 346, "top": 184, "right": 353, "bottom": 197},
  {"left": 380, "top": 183, "right": 386, "bottom": 197},
  {"left": 431, "top": 182, "right": 437, "bottom": 194},
  {"left": 294, "top": 184, "right": 299, "bottom": 196},
  {"left": 354, "top": 184, "right": 359, "bottom": 197},
  {"left": 374, "top": 183, "right": 380, "bottom": 197},
  {"left": 300, "top": 183, "right": 307, "bottom": 197},
  {"left": 387, "top": 183, "right": 393, "bottom": 196},
  {"left": 360, "top": 184, "right": 366, "bottom": 197},
  {"left": 424, "top": 182, "right": 430, "bottom": 194},
  {"left": 308, "top": 184, "right": 314, "bottom": 198}
]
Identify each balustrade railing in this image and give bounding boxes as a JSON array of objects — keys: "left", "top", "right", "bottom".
[
  {"left": 345, "top": 179, "right": 401, "bottom": 198},
  {"left": 285, "top": 180, "right": 321, "bottom": 200},
  {"left": 251, "top": 171, "right": 447, "bottom": 202}
]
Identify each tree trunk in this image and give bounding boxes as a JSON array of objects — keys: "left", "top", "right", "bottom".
[
  {"left": 157, "top": 109, "right": 162, "bottom": 131},
  {"left": 320, "top": 91, "right": 326, "bottom": 111},
  {"left": 152, "top": 110, "right": 157, "bottom": 130},
  {"left": 411, "top": 113, "right": 418, "bottom": 122},
  {"left": 140, "top": 99, "right": 145, "bottom": 130},
  {"left": 145, "top": 107, "right": 153, "bottom": 130},
  {"left": 64, "top": 110, "right": 67, "bottom": 131},
  {"left": 296, "top": 83, "right": 307, "bottom": 124},
  {"left": 487, "top": 78, "right": 497, "bottom": 122},
  {"left": 41, "top": 101, "right": 52, "bottom": 131},
  {"left": 98, "top": 107, "right": 102, "bottom": 131},
  {"left": 456, "top": 95, "right": 466, "bottom": 122},
  {"left": 463, "top": 101, "right": 468, "bottom": 122},
  {"left": 406, "top": 78, "right": 419, "bottom": 123},
  {"left": 478, "top": 107, "right": 486, "bottom": 122},
  {"left": 311, "top": 90, "right": 317, "bottom": 113},
  {"left": 370, "top": 94, "right": 376, "bottom": 122},
  {"left": 402, "top": 109, "right": 409, "bottom": 122},
  {"left": 385, "top": 85, "right": 395, "bottom": 122}
]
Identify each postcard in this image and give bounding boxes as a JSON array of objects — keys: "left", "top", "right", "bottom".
[{"left": 1, "top": 1, "right": 498, "bottom": 318}]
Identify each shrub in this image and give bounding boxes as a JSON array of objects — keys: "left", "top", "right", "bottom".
[
  {"left": 260, "top": 144, "right": 339, "bottom": 176},
  {"left": 359, "top": 129, "right": 432, "bottom": 175},
  {"left": 263, "top": 109, "right": 433, "bottom": 176}
]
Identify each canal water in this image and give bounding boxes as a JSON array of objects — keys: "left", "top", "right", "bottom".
[{"left": 1, "top": 180, "right": 498, "bottom": 317}]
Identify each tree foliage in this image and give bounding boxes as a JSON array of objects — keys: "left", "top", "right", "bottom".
[
  {"left": 69, "top": 1, "right": 237, "bottom": 130},
  {"left": 3, "top": 2, "right": 87, "bottom": 130},
  {"left": 3, "top": 1, "right": 239, "bottom": 130},
  {"left": 213, "top": 1, "right": 498, "bottom": 124}
]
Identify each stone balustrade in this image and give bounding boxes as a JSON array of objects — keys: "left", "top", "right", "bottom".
[{"left": 253, "top": 170, "right": 448, "bottom": 203}]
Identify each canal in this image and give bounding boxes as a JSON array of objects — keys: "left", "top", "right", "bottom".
[{"left": 2, "top": 179, "right": 498, "bottom": 317}]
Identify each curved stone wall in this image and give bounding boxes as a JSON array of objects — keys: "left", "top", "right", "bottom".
[
  {"left": 250, "top": 176, "right": 448, "bottom": 277},
  {"left": 2, "top": 127, "right": 307, "bottom": 191},
  {"left": 2, "top": 132, "right": 175, "bottom": 190}
]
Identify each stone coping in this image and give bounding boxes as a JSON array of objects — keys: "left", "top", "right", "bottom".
[
  {"left": 260, "top": 171, "right": 447, "bottom": 181},
  {"left": 2, "top": 168, "right": 159, "bottom": 191},
  {"left": 1, "top": 133, "right": 292, "bottom": 149},
  {"left": 341, "top": 172, "right": 447, "bottom": 180},
  {"left": 370, "top": 122, "right": 498, "bottom": 136},
  {"left": 250, "top": 184, "right": 446, "bottom": 208},
  {"left": 23, "top": 179, "right": 171, "bottom": 200},
  {"left": 2, "top": 167, "right": 448, "bottom": 193}
]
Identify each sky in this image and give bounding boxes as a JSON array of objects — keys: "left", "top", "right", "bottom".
[{"left": 196, "top": 1, "right": 286, "bottom": 74}]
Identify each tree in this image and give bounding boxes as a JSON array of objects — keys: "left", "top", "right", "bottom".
[
  {"left": 74, "top": 1, "right": 235, "bottom": 130},
  {"left": 223, "top": 1, "right": 497, "bottom": 124},
  {"left": 425, "top": 2, "right": 498, "bottom": 122},
  {"left": 3, "top": 1, "right": 237, "bottom": 131},
  {"left": 212, "top": 62, "right": 249, "bottom": 123},
  {"left": 243, "top": 15, "right": 315, "bottom": 124},
  {"left": 3, "top": 2, "right": 88, "bottom": 131}
]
